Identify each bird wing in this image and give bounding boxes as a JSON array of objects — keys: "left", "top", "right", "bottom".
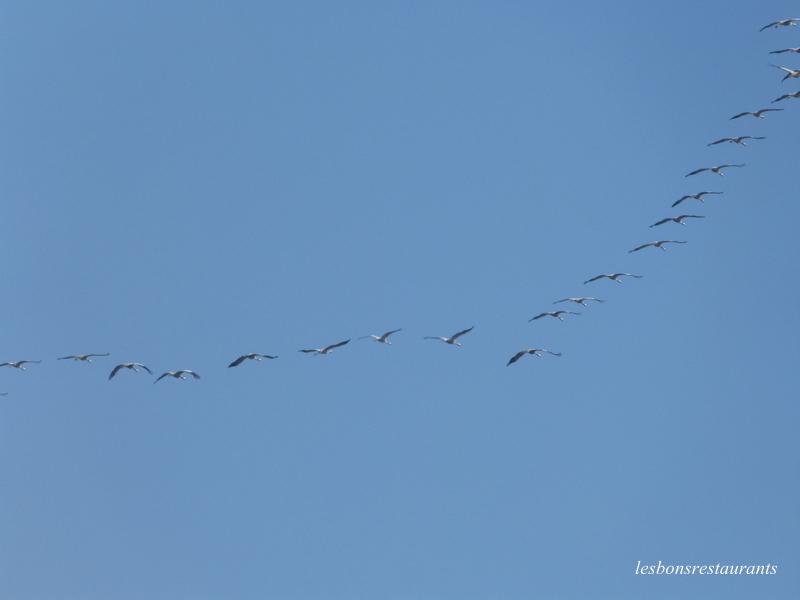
[
  {"left": 629, "top": 243, "right": 651, "bottom": 253},
  {"left": 299, "top": 349, "right": 318, "bottom": 353},
  {"left": 88, "top": 353, "right": 110, "bottom": 358},
  {"left": 451, "top": 327, "right": 474, "bottom": 340},
  {"left": 650, "top": 218, "right": 670, "bottom": 227},
  {"left": 529, "top": 313, "right": 546, "bottom": 321},
  {"left": 685, "top": 168, "right": 707, "bottom": 177},
  {"left": 57, "top": 355, "right": 75, "bottom": 360},
  {"left": 545, "top": 351, "right": 562, "bottom": 356},
  {"left": 108, "top": 364, "right": 124, "bottom": 380},
  {"left": 507, "top": 351, "right": 526, "bottom": 366},
  {"left": 136, "top": 364, "right": 152, "bottom": 374},
  {"left": 323, "top": 339, "right": 350, "bottom": 352},
  {"left": 228, "top": 355, "right": 247, "bottom": 367},
  {"left": 760, "top": 21, "right": 779, "bottom": 31},
  {"left": 183, "top": 370, "right": 201, "bottom": 379},
  {"left": 382, "top": 328, "right": 402, "bottom": 339},
  {"left": 681, "top": 214, "right": 705, "bottom": 219},
  {"left": 707, "top": 138, "right": 730, "bottom": 146},
  {"left": 259, "top": 354, "right": 278, "bottom": 359},
  {"left": 583, "top": 275, "right": 604, "bottom": 284},
  {"left": 154, "top": 373, "right": 169, "bottom": 383},
  {"left": 730, "top": 112, "right": 750, "bottom": 120}
]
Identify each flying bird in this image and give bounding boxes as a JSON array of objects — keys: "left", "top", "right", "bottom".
[
  {"left": 672, "top": 191, "right": 722, "bottom": 207},
  {"left": 507, "top": 349, "right": 562, "bottom": 366},
  {"left": 528, "top": 310, "right": 580, "bottom": 322},
  {"left": 760, "top": 18, "right": 800, "bottom": 31},
  {"left": 629, "top": 240, "right": 687, "bottom": 253},
  {"left": 228, "top": 353, "right": 278, "bottom": 368},
  {"left": 154, "top": 370, "right": 201, "bottom": 383},
  {"left": 423, "top": 326, "right": 474, "bottom": 347},
  {"left": 769, "top": 47, "right": 800, "bottom": 54},
  {"left": 707, "top": 136, "right": 765, "bottom": 146},
  {"left": 359, "top": 328, "right": 402, "bottom": 344},
  {"left": 650, "top": 215, "right": 705, "bottom": 227},
  {"left": 58, "top": 353, "right": 110, "bottom": 363},
  {"left": 771, "top": 64, "right": 800, "bottom": 81},
  {"left": 108, "top": 362, "right": 152, "bottom": 380},
  {"left": 299, "top": 339, "right": 351, "bottom": 355},
  {"left": 685, "top": 164, "right": 745, "bottom": 177},
  {"left": 0, "top": 360, "right": 42, "bottom": 370},
  {"left": 730, "top": 109, "right": 782, "bottom": 120},
  {"left": 583, "top": 273, "right": 643, "bottom": 285},
  {"left": 772, "top": 91, "right": 800, "bottom": 103},
  {"left": 553, "top": 297, "right": 604, "bottom": 307}
]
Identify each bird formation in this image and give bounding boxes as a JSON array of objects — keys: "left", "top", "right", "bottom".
[{"left": 1, "top": 12, "right": 797, "bottom": 393}]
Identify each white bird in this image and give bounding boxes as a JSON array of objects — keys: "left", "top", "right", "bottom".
[
  {"left": 58, "top": 352, "right": 110, "bottom": 363},
  {"left": 299, "top": 339, "right": 350, "bottom": 355},
  {"left": 0, "top": 360, "right": 42, "bottom": 370},
  {"left": 109, "top": 362, "right": 152, "bottom": 380},
  {"left": 769, "top": 47, "right": 800, "bottom": 54},
  {"left": 707, "top": 136, "right": 765, "bottom": 147},
  {"left": 760, "top": 18, "right": 800, "bottom": 32},
  {"left": 771, "top": 64, "right": 800, "bottom": 81},
  {"left": 685, "top": 164, "right": 745, "bottom": 177},
  {"left": 772, "top": 91, "right": 800, "bottom": 103},
  {"left": 228, "top": 353, "right": 278, "bottom": 368},
  {"left": 553, "top": 297, "right": 604, "bottom": 307},
  {"left": 583, "top": 273, "right": 643, "bottom": 285},
  {"left": 424, "top": 326, "right": 474, "bottom": 347},
  {"left": 528, "top": 310, "right": 580, "bottom": 322},
  {"left": 672, "top": 191, "right": 722, "bottom": 207},
  {"left": 730, "top": 109, "right": 782, "bottom": 120},
  {"left": 154, "top": 370, "right": 201, "bottom": 383},
  {"left": 507, "top": 349, "right": 562, "bottom": 366},
  {"left": 650, "top": 215, "right": 705, "bottom": 227},
  {"left": 359, "top": 328, "right": 402, "bottom": 344},
  {"left": 629, "top": 240, "right": 687, "bottom": 253}
]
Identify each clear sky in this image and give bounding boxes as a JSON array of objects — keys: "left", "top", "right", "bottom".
[{"left": 1, "top": 1, "right": 798, "bottom": 598}]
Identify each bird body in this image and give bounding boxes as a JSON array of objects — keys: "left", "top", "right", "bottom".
[
  {"left": 108, "top": 362, "right": 152, "bottom": 380},
  {"left": 672, "top": 191, "right": 722, "bottom": 207},
  {"left": 629, "top": 240, "right": 687, "bottom": 253},
  {"left": 685, "top": 164, "right": 745, "bottom": 177},
  {"left": 650, "top": 214, "right": 705, "bottom": 228},
  {"left": 584, "top": 273, "right": 643, "bottom": 285},
  {"left": 58, "top": 353, "right": 110, "bottom": 363},
  {"left": 359, "top": 328, "right": 402, "bottom": 344},
  {"left": 507, "top": 349, "right": 562, "bottom": 366},
  {"left": 0, "top": 360, "right": 42, "bottom": 370},
  {"left": 424, "top": 326, "right": 474, "bottom": 347},
  {"left": 154, "top": 370, "right": 201, "bottom": 383},
  {"left": 299, "top": 339, "right": 351, "bottom": 355},
  {"left": 228, "top": 353, "right": 278, "bottom": 367},
  {"left": 528, "top": 310, "right": 580, "bottom": 322}
]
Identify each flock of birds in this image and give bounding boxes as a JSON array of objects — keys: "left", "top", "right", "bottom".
[{"left": 2, "top": 15, "right": 797, "bottom": 392}]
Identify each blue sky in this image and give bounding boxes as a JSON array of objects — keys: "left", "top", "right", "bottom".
[{"left": 1, "top": 1, "right": 798, "bottom": 598}]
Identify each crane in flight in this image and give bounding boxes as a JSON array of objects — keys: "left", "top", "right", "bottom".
[
  {"left": 359, "top": 328, "right": 402, "bottom": 345},
  {"left": 299, "top": 340, "right": 351, "bottom": 355},
  {"left": 424, "top": 326, "right": 474, "bottom": 347},
  {"left": 228, "top": 353, "right": 278, "bottom": 368}
]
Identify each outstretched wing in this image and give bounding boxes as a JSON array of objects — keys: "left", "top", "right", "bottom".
[
  {"left": 583, "top": 275, "right": 604, "bottom": 284},
  {"left": 154, "top": 373, "right": 169, "bottom": 383},
  {"left": 450, "top": 327, "right": 474, "bottom": 340},
  {"left": 629, "top": 243, "right": 651, "bottom": 253},
  {"left": 136, "top": 364, "right": 152, "bottom": 375},
  {"left": 382, "top": 328, "right": 402, "bottom": 339},
  {"left": 228, "top": 355, "right": 247, "bottom": 368},
  {"left": 108, "top": 364, "right": 124, "bottom": 380},
  {"left": 323, "top": 339, "right": 351, "bottom": 352},
  {"left": 506, "top": 351, "right": 527, "bottom": 366}
]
